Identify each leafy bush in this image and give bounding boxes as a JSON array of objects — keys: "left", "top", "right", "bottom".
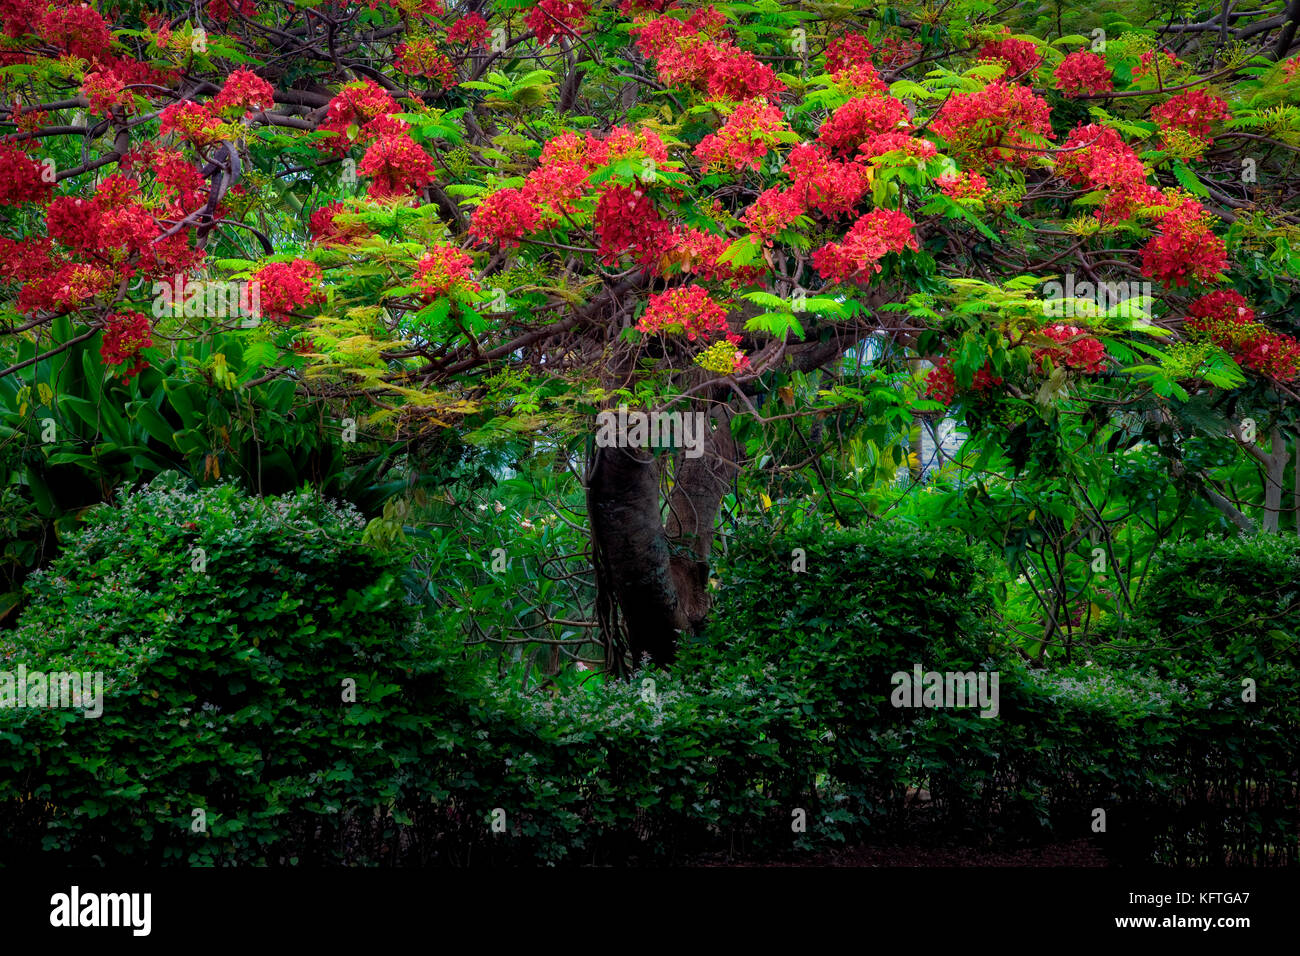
[
  {"left": 3, "top": 496, "right": 1294, "bottom": 866},
  {"left": 1103, "top": 534, "right": 1300, "bottom": 677},
  {"left": 0, "top": 475, "right": 475, "bottom": 864},
  {"left": 688, "top": 523, "right": 1003, "bottom": 827}
]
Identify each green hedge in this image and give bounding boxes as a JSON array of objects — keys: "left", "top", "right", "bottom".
[
  {"left": 1, "top": 493, "right": 1295, "bottom": 865},
  {"left": 0, "top": 477, "right": 476, "bottom": 864}
]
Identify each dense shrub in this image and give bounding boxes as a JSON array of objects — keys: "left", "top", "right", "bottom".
[
  {"left": 2, "top": 497, "right": 1294, "bottom": 866},
  {"left": 1102, "top": 534, "right": 1300, "bottom": 677},
  {"left": 1091, "top": 534, "right": 1300, "bottom": 864},
  {"left": 0, "top": 476, "right": 476, "bottom": 864},
  {"left": 687, "top": 523, "right": 1004, "bottom": 830}
]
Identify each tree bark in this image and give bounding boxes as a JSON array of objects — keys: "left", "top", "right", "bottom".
[{"left": 587, "top": 400, "right": 739, "bottom": 672}]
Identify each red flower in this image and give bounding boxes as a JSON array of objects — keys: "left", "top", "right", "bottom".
[
  {"left": 159, "top": 101, "right": 225, "bottom": 147},
  {"left": 469, "top": 188, "right": 541, "bottom": 248},
  {"left": 930, "top": 80, "right": 1054, "bottom": 166},
  {"left": 525, "top": 0, "right": 590, "bottom": 46},
  {"left": 859, "top": 132, "right": 937, "bottom": 162},
  {"left": 638, "top": 285, "right": 734, "bottom": 342},
  {"left": 785, "top": 143, "right": 872, "bottom": 219},
  {"left": 812, "top": 208, "right": 919, "bottom": 284},
  {"left": 40, "top": 3, "right": 113, "bottom": 61},
  {"left": 522, "top": 160, "right": 588, "bottom": 221},
  {"left": 358, "top": 133, "right": 437, "bottom": 199},
  {"left": 100, "top": 311, "right": 153, "bottom": 380},
  {"left": 594, "top": 184, "right": 673, "bottom": 267},
  {"left": 741, "top": 187, "right": 804, "bottom": 239},
  {"left": 316, "top": 80, "right": 403, "bottom": 156},
  {"left": 250, "top": 259, "right": 324, "bottom": 323},
  {"left": 825, "top": 34, "right": 877, "bottom": 76},
  {"left": 936, "top": 169, "right": 990, "bottom": 200},
  {"left": 413, "top": 245, "right": 479, "bottom": 299},
  {"left": 1150, "top": 88, "right": 1230, "bottom": 145},
  {"left": 818, "top": 95, "right": 911, "bottom": 156},
  {"left": 309, "top": 202, "right": 368, "bottom": 246},
  {"left": 83, "top": 67, "right": 134, "bottom": 117},
  {"left": 1034, "top": 324, "right": 1108, "bottom": 373},
  {"left": 694, "top": 98, "right": 790, "bottom": 172},
  {"left": 448, "top": 13, "right": 491, "bottom": 49},
  {"left": 633, "top": 10, "right": 784, "bottom": 101},
  {"left": 977, "top": 31, "right": 1041, "bottom": 78},
  {"left": 213, "top": 68, "right": 275, "bottom": 117},
  {"left": 925, "top": 355, "right": 1002, "bottom": 405},
  {"left": 394, "top": 38, "right": 458, "bottom": 88},
  {"left": 0, "top": 144, "right": 52, "bottom": 205},
  {"left": 656, "top": 228, "right": 765, "bottom": 287},
  {"left": 1054, "top": 50, "right": 1114, "bottom": 98},
  {"left": 1140, "top": 203, "right": 1227, "bottom": 287}
]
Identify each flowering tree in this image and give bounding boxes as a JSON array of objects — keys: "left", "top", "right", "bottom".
[{"left": 2, "top": 0, "right": 1300, "bottom": 667}]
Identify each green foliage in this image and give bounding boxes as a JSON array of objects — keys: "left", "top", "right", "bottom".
[{"left": 0, "top": 477, "right": 476, "bottom": 864}]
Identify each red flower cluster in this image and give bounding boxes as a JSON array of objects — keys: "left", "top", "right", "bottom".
[
  {"left": 1034, "top": 324, "right": 1108, "bottom": 373},
  {"left": 633, "top": 9, "right": 784, "bottom": 101},
  {"left": 811, "top": 208, "right": 919, "bottom": 284},
  {"left": 1053, "top": 50, "right": 1114, "bottom": 97},
  {"left": 1054, "top": 123, "right": 1146, "bottom": 195},
  {"left": 40, "top": 3, "right": 114, "bottom": 61},
  {"left": 1140, "top": 201, "right": 1227, "bottom": 287},
  {"left": 207, "top": 0, "right": 257, "bottom": 21},
  {"left": 876, "top": 36, "right": 923, "bottom": 69},
  {"left": 977, "top": 31, "right": 1041, "bottom": 78},
  {"left": 1150, "top": 88, "right": 1230, "bottom": 145},
  {"left": 825, "top": 34, "right": 876, "bottom": 76},
  {"left": 936, "top": 169, "right": 990, "bottom": 200},
  {"left": 159, "top": 101, "right": 226, "bottom": 147},
  {"left": 594, "top": 184, "right": 673, "bottom": 266},
  {"left": 358, "top": 133, "right": 437, "bottom": 199},
  {"left": 394, "top": 38, "right": 457, "bottom": 88},
  {"left": 448, "top": 13, "right": 491, "bottom": 48},
  {"left": 18, "top": 262, "right": 116, "bottom": 315},
  {"left": 637, "top": 284, "right": 735, "bottom": 342},
  {"left": 818, "top": 95, "right": 911, "bottom": 156},
  {"left": 1183, "top": 290, "right": 1300, "bottom": 381},
  {"left": 859, "top": 131, "right": 937, "bottom": 162},
  {"left": 581, "top": 125, "right": 670, "bottom": 168},
  {"left": 925, "top": 356, "right": 1002, "bottom": 405},
  {"left": 657, "top": 228, "right": 765, "bottom": 287},
  {"left": 308, "top": 202, "right": 369, "bottom": 246},
  {"left": 99, "top": 311, "right": 153, "bottom": 380},
  {"left": 413, "top": 244, "right": 478, "bottom": 299},
  {"left": 316, "top": 80, "right": 403, "bottom": 156},
  {"left": 741, "top": 187, "right": 804, "bottom": 239},
  {"left": 694, "top": 99, "right": 790, "bottom": 172},
  {"left": 1132, "top": 48, "right": 1183, "bottom": 80},
  {"left": 249, "top": 259, "right": 324, "bottom": 323},
  {"left": 785, "top": 143, "right": 872, "bottom": 218},
  {"left": 469, "top": 188, "right": 542, "bottom": 248},
  {"left": 525, "top": 0, "right": 591, "bottom": 45},
  {"left": 82, "top": 67, "right": 134, "bottom": 117},
  {"left": 522, "top": 160, "right": 588, "bottom": 222},
  {"left": 0, "top": 144, "right": 51, "bottom": 205},
  {"left": 152, "top": 150, "right": 207, "bottom": 214},
  {"left": 213, "top": 68, "right": 275, "bottom": 117},
  {"left": 930, "top": 80, "right": 1054, "bottom": 166}
]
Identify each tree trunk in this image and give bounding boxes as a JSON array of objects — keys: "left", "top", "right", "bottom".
[
  {"left": 587, "top": 402, "right": 738, "bottom": 672},
  {"left": 1261, "top": 427, "right": 1288, "bottom": 534}
]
